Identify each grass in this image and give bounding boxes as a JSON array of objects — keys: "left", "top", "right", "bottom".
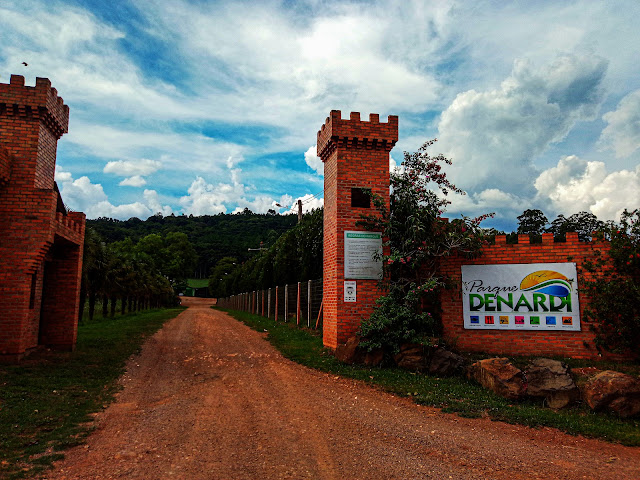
[
  {"left": 221, "top": 308, "right": 640, "bottom": 446},
  {"left": 187, "top": 278, "right": 210, "bottom": 289},
  {"left": 0, "top": 307, "right": 185, "bottom": 479}
]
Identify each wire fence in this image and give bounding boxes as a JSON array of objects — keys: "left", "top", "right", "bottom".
[{"left": 217, "top": 278, "right": 323, "bottom": 329}]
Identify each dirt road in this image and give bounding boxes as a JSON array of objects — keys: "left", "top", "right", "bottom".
[{"left": 45, "top": 297, "right": 639, "bottom": 479}]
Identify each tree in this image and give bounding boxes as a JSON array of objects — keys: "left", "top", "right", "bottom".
[
  {"left": 548, "top": 211, "right": 605, "bottom": 241},
  {"left": 580, "top": 209, "right": 640, "bottom": 353},
  {"left": 517, "top": 209, "right": 548, "bottom": 235},
  {"left": 357, "top": 139, "right": 493, "bottom": 354}
]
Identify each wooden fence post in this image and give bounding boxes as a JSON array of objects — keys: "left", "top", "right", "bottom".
[
  {"left": 267, "top": 288, "right": 271, "bottom": 319},
  {"left": 307, "top": 280, "right": 312, "bottom": 328},
  {"left": 284, "top": 284, "right": 288, "bottom": 322},
  {"left": 296, "top": 281, "right": 301, "bottom": 325},
  {"left": 275, "top": 286, "right": 279, "bottom": 322}
]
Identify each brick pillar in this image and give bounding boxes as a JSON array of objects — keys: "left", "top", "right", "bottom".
[{"left": 317, "top": 111, "right": 397, "bottom": 349}]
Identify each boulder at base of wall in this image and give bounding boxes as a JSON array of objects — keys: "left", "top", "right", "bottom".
[
  {"left": 335, "top": 337, "right": 364, "bottom": 364},
  {"left": 525, "top": 358, "right": 579, "bottom": 409},
  {"left": 467, "top": 358, "right": 526, "bottom": 400},
  {"left": 364, "top": 348, "right": 384, "bottom": 367},
  {"left": 583, "top": 370, "right": 640, "bottom": 418},
  {"left": 393, "top": 343, "right": 429, "bottom": 371},
  {"left": 429, "top": 348, "right": 466, "bottom": 376}
]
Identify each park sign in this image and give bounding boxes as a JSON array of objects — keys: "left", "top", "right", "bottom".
[
  {"left": 461, "top": 263, "right": 580, "bottom": 331},
  {"left": 344, "top": 231, "right": 383, "bottom": 280}
]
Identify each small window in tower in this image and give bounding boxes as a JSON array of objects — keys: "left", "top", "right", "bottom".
[
  {"left": 29, "top": 272, "right": 37, "bottom": 309},
  {"left": 351, "top": 188, "right": 371, "bottom": 208}
]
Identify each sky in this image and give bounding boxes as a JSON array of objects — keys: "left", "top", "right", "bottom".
[{"left": 1, "top": 0, "right": 639, "bottom": 231}]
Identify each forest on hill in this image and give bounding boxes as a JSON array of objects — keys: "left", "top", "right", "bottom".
[{"left": 87, "top": 210, "right": 299, "bottom": 278}]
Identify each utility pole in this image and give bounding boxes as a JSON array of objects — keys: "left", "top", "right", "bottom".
[{"left": 297, "top": 199, "right": 303, "bottom": 223}]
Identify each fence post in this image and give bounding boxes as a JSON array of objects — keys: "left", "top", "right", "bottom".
[
  {"left": 267, "top": 288, "right": 271, "bottom": 319},
  {"left": 307, "top": 280, "right": 312, "bottom": 327},
  {"left": 261, "top": 289, "right": 265, "bottom": 316},
  {"left": 275, "top": 286, "right": 279, "bottom": 322},
  {"left": 297, "top": 281, "right": 301, "bottom": 325},
  {"left": 284, "top": 284, "right": 289, "bottom": 322}
]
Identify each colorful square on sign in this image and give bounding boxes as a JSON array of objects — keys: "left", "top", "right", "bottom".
[
  {"left": 499, "top": 316, "right": 509, "bottom": 325},
  {"left": 530, "top": 316, "right": 540, "bottom": 325},
  {"left": 485, "top": 316, "right": 494, "bottom": 325},
  {"left": 546, "top": 316, "right": 556, "bottom": 325},
  {"left": 515, "top": 316, "right": 525, "bottom": 325},
  {"left": 470, "top": 316, "right": 479, "bottom": 324},
  {"left": 562, "top": 317, "right": 573, "bottom": 325}
]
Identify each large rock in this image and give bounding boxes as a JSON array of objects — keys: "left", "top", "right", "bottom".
[
  {"left": 393, "top": 343, "right": 428, "bottom": 371},
  {"left": 429, "top": 348, "right": 466, "bottom": 376},
  {"left": 335, "top": 336, "right": 364, "bottom": 364},
  {"left": 468, "top": 358, "right": 526, "bottom": 400},
  {"left": 583, "top": 370, "right": 640, "bottom": 418},
  {"left": 525, "top": 358, "right": 579, "bottom": 409},
  {"left": 364, "top": 348, "right": 384, "bottom": 367}
]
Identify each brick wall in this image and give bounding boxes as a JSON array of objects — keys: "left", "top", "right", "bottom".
[
  {"left": 318, "top": 110, "right": 397, "bottom": 349},
  {"left": 0, "top": 75, "right": 85, "bottom": 362},
  {"left": 438, "top": 232, "right": 620, "bottom": 359}
]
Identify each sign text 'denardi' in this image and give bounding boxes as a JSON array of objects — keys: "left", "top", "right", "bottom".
[{"left": 461, "top": 263, "right": 580, "bottom": 331}]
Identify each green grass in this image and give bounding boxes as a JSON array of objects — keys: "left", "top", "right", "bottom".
[
  {"left": 0, "top": 307, "right": 185, "bottom": 479},
  {"left": 221, "top": 308, "right": 640, "bottom": 446},
  {"left": 187, "top": 278, "right": 209, "bottom": 289}
]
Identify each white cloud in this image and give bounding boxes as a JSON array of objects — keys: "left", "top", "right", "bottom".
[
  {"left": 599, "top": 89, "right": 640, "bottom": 158},
  {"left": 179, "top": 169, "right": 282, "bottom": 216},
  {"left": 143, "top": 189, "right": 173, "bottom": 217},
  {"left": 304, "top": 145, "right": 323, "bottom": 176},
  {"left": 437, "top": 54, "right": 608, "bottom": 195},
  {"left": 281, "top": 193, "right": 324, "bottom": 215},
  {"left": 54, "top": 165, "right": 73, "bottom": 183},
  {"left": 119, "top": 175, "right": 147, "bottom": 187},
  {"left": 104, "top": 159, "right": 161, "bottom": 177},
  {"left": 55, "top": 166, "right": 171, "bottom": 220},
  {"left": 534, "top": 155, "right": 640, "bottom": 221}
]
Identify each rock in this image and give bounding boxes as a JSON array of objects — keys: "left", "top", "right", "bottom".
[
  {"left": 335, "top": 336, "right": 364, "bottom": 364},
  {"left": 525, "top": 358, "right": 579, "bottom": 409},
  {"left": 468, "top": 358, "right": 525, "bottom": 400},
  {"left": 364, "top": 348, "right": 383, "bottom": 367},
  {"left": 583, "top": 370, "right": 640, "bottom": 418},
  {"left": 429, "top": 348, "right": 466, "bottom": 376},
  {"left": 394, "top": 343, "right": 427, "bottom": 371}
]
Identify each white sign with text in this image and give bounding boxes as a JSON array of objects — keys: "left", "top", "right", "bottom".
[{"left": 461, "top": 263, "right": 580, "bottom": 331}]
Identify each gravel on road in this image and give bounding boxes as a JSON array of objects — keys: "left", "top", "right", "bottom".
[{"left": 44, "top": 297, "right": 640, "bottom": 480}]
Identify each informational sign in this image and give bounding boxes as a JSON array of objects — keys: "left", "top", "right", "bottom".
[
  {"left": 344, "top": 281, "right": 357, "bottom": 302},
  {"left": 461, "top": 263, "right": 580, "bottom": 331},
  {"left": 344, "top": 231, "right": 383, "bottom": 280}
]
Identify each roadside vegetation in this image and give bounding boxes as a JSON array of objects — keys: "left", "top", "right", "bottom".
[
  {"left": 0, "top": 307, "right": 184, "bottom": 479},
  {"left": 223, "top": 308, "right": 640, "bottom": 446}
]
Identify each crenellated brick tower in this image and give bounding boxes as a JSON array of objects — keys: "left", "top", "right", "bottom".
[
  {"left": 317, "top": 110, "right": 397, "bottom": 349},
  {"left": 0, "top": 75, "right": 85, "bottom": 362}
]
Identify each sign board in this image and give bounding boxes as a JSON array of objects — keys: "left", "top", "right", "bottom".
[
  {"left": 344, "top": 231, "right": 383, "bottom": 279},
  {"left": 461, "top": 263, "right": 580, "bottom": 331},
  {"left": 344, "top": 281, "right": 357, "bottom": 302}
]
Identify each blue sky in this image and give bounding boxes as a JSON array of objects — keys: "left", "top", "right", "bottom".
[{"left": 2, "top": 0, "right": 639, "bottom": 231}]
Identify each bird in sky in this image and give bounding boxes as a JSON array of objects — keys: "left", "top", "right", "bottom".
[{"left": 22, "top": 62, "right": 28, "bottom": 66}]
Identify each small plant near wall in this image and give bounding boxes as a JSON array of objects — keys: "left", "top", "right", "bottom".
[
  {"left": 581, "top": 208, "right": 640, "bottom": 354},
  {"left": 357, "top": 139, "right": 493, "bottom": 354}
]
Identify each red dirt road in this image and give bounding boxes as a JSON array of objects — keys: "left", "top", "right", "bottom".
[{"left": 45, "top": 297, "right": 640, "bottom": 479}]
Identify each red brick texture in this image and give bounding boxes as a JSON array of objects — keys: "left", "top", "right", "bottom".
[
  {"left": 438, "top": 232, "right": 621, "bottom": 360},
  {"left": 0, "top": 75, "right": 85, "bottom": 362},
  {"left": 318, "top": 110, "right": 397, "bottom": 349}
]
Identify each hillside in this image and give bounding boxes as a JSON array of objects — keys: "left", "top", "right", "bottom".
[{"left": 87, "top": 212, "right": 298, "bottom": 278}]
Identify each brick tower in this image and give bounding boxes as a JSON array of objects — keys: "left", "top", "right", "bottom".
[
  {"left": 317, "top": 111, "right": 397, "bottom": 349},
  {"left": 0, "top": 75, "right": 85, "bottom": 362}
]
